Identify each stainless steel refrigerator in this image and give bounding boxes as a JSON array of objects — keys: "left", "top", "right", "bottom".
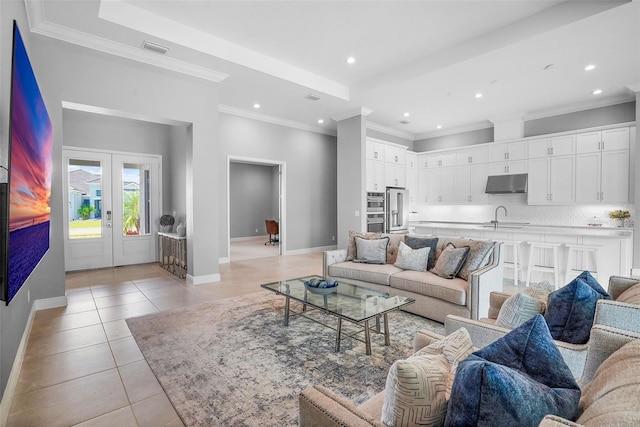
[{"left": 386, "top": 187, "right": 409, "bottom": 233}]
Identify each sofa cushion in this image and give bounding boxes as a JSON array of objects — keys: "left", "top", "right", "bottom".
[
  {"left": 329, "top": 261, "right": 402, "bottom": 286},
  {"left": 346, "top": 230, "right": 380, "bottom": 261},
  {"left": 354, "top": 236, "right": 389, "bottom": 264},
  {"left": 390, "top": 271, "right": 467, "bottom": 306},
  {"left": 577, "top": 340, "right": 640, "bottom": 426},
  {"left": 404, "top": 236, "right": 439, "bottom": 270},
  {"left": 381, "top": 328, "right": 474, "bottom": 427},
  {"left": 544, "top": 273, "right": 611, "bottom": 345},
  {"left": 444, "top": 315, "right": 581, "bottom": 427},
  {"left": 431, "top": 243, "right": 470, "bottom": 279},
  {"left": 394, "top": 241, "right": 430, "bottom": 272},
  {"left": 616, "top": 282, "right": 640, "bottom": 305},
  {"left": 495, "top": 281, "right": 555, "bottom": 329},
  {"left": 456, "top": 240, "right": 495, "bottom": 281}
]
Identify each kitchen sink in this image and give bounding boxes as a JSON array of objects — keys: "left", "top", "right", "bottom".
[{"left": 480, "top": 222, "right": 530, "bottom": 229}]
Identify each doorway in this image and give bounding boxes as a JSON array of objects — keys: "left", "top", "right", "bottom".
[
  {"left": 63, "top": 148, "right": 161, "bottom": 271},
  {"left": 227, "top": 157, "right": 285, "bottom": 262}
]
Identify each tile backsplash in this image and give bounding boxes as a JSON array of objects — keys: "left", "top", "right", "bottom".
[{"left": 410, "top": 194, "right": 635, "bottom": 228}]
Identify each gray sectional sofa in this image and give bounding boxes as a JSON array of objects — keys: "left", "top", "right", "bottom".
[{"left": 323, "top": 233, "right": 504, "bottom": 323}]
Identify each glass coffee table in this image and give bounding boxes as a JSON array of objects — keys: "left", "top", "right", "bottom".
[{"left": 261, "top": 275, "right": 415, "bottom": 355}]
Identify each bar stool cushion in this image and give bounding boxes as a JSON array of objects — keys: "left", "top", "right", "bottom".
[
  {"left": 545, "top": 273, "right": 611, "bottom": 345},
  {"left": 444, "top": 315, "right": 580, "bottom": 427}
]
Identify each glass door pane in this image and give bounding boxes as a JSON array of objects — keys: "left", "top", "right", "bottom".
[
  {"left": 122, "top": 162, "right": 151, "bottom": 236},
  {"left": 67, "top": 159, "right": 102, "bottom": 239}
]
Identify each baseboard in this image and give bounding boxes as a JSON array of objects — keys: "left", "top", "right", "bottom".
[
  {"left": 219, "top": 257, "right": 230, "bottom": 264},
  {"left": 0, "top": 295, "right": 68, "bottom": 425},
  {"left": 632, "top": 268, "right": 640, "bottom": 277},
  {"left": 285, "top": 245, "right": 337, "bottom": 255},
  {"left": 187, "top": 273, "right": 221, "bottom": 285},
  {"left": 231, "top": 236, "right": 267, "bottom": 242}
]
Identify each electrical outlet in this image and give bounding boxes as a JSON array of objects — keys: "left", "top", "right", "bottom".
[
  {"left": 332, "top": 236, "right": 335, "bottom": 241},
  {"left": 255, "top": 228, "right": 258, "bottom": 233}
]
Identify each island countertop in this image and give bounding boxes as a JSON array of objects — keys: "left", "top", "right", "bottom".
[{"left": 409, "top": 220, "right": 633, "bottom": 238}]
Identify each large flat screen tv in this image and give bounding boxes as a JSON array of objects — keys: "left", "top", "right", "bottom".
[{"left": 0, "top": 22, "right": 52, "bottom": 304}]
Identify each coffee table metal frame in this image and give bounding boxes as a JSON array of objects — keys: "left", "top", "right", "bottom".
[{"left": 261, "top": 276, "right": 415, "bottom": 355}]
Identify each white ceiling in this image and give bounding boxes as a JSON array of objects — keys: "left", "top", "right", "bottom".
[{"left": 29, "top": 0, "right": 640, "bottom": 139}]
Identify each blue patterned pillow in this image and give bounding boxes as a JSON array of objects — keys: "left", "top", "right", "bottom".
[
  {"left": 444, "top": 315, "right": 580, "bottom": 427},
  {"left": 544, "top": 272, "right": 611, "bottom": 345}
]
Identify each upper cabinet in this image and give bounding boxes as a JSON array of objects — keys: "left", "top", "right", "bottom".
[
  {"left": 455, "top": 146, "right": 489, "bottom": 165},
  {"left": 528, "top": 135, "right": 575, "bottom": 159},
  {"left": 420, "top": 152, "right": 455, "bottom": 169},
  {"left": 488, "top": 140, "right": 527, "bottom": 163},
  {"left": 405, "top": 152, "right": 418, "bottom": 169},
  {"left": 366, "top": 140, "right": 386, "bottom": 161},
  {"left": 576, "top": 127, "right": 630, "bottom": 154},
  {"left": 384, "top": 145, "right": 406, "bottom": 165}
]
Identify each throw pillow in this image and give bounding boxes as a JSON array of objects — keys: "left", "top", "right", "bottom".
[
  {"left": 616, "top": 282, "right": 640, "bottom": 305},
  {"left": 394, "top": 241, "right": 430, "bottom": 272},
  {"left": 382, "top": 328, "right": 474, "bottom": 427},
  {"left": 444, "top": 315, "right": 581, "bottom": 427},
  {"left": 430, "top": 243, "right": 470, "bottom": 279},
  {"left": 404, "top": 236, "right": 439, "bottom": 270},
  {"left": 456, "top": 240, "right": 495, "bottom": 281},
  {"left": 354, "top": 236, "right": 389, "bottom": 264},
  {"left": 346, "top": 231, "right": 381, "bottom": 261},
  {"left": 495, "top": 281, "right": 555, "bottom": 329},
  {"left": 544, "top": 274, "right": 611, "bottom": 345}
]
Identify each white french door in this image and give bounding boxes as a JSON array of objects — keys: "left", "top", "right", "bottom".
[{"left": 63, "top": 148, "right": 161, "bottom": 271}]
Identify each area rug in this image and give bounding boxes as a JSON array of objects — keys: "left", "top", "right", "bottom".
[{"left": 127, "top": 290, "right": 445, "bottom": 426}]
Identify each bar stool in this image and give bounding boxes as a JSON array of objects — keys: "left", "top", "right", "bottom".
[
  {"left": 565, "top": 244, "right": 600, "bottom": 283},
  {"left": 526, "top": 242, "right": 561, "bottom": 288},
  {"left": 500, "top": 240, "right": 522, "bottom": 285}
]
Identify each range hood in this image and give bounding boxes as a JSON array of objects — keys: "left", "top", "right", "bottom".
[{"left": 485, "top": 174, "right": 528, "bottom": 194}]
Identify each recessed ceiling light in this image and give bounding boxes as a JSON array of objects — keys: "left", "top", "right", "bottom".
[
  {"left": 253, "top": 103, "right": 261, "bottom": 109},
  {"left": 436, "top": 125, "right": 442, "bottom": 129},
  {"left": 403, "top": 112, "right": 410, "bottom": 117},
  {"left": 346, "top": 56, "right": 356, "bottom": 64},
  {"left": 317, "top": 119, "right": 324, "bottom": 124},
  {"left": 592, "top": 89, "right": 603, "bottom": 95},
  {"left": 475, "top": 93, "right": 483, "bottom": 99},
  {"left": 584, "top": 64, "right": 596, "bottom": 71}
]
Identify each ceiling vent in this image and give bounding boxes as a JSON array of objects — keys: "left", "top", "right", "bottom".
[
  {"left": 399, "top": 120, "right": 410, "bottom": 125},
  {"left": 306, "top": 93, "right": 323, "bottom": 101},
  {"left": 142, "top": 40, "right": 169, "bottom": 55}
]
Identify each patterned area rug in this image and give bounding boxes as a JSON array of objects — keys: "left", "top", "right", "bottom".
[{"left": 127, "top": 290, "right": 445, "bottom": 426}]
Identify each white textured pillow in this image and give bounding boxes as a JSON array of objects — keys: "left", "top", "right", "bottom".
[
  {"left": 394, "top": 241, "right": 430, "bottom": 272},
  {"left": 354, "top": 236, "right": 389, "bottom": 264},
  {"left": 381, "top": 328, "right": 473, "bottom": 427},
  {"left": 495, "top": 281, "right": 555, "bottom": 329}
]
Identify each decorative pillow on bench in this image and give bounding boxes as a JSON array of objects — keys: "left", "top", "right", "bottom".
[{"left": 445, "top": 315, "right": 581, "bottom": 427}]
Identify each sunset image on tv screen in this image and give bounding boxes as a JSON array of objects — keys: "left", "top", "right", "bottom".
[{"left": 7, "top": 24, "right": 52, "bottom": 303}]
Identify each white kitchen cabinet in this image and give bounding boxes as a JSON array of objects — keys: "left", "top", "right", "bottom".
[
  {"left": 420, "top": 152, "right": 455, "bottom": 169},
  {"left": 366, "top": 159, "right": 385, "bottom": 192},
  {"left": 575, "top": 126, "right": 630, "bottom": 204},
  {"left": 454, "top": 163, "right": 489, "bottom": 204},
  {"left": 577, "top": 127, "right": 629, "bottom": 154},
  {"left": 385, "top": 163, "right": 406, "bottom": 188},
  {"left": 419, "top": 167, "right": 454, "bottom": 203},
  {"left": 384, "top": 145, "right": 406, "bottom": 165},
  {"left": 528, "top": 135, "right": 575, "bottom": 158},
  {"left": 366, "top": 140, "right": 385, "bottom": 160},
  {"left": 406, "top": 167, "right": 418, "bottom": 204},
  {"left": 489, "top": 140, "right": 527, "bottom": 163},
  {"left": 487, "top": 160, "right": 527, "bottom": 176},
  {"left": 405, "top": 152, "right": 418, "bottom": 169},
  {"left": 455, "top": 146, "right": 489, "bottom": 166},
  {"left": 528, "top": 155, "right": 575, "bottom": 205}
]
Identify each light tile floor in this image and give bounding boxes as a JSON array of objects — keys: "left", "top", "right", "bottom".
[{"left": 7, "top": 250, "right": 322, "bottom": 427}]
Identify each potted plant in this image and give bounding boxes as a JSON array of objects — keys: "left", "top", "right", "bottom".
[
  {"left": 608, "top": 210, "right": 630, "bottom": 227},
  {"left": 159, "top": 214, "right": 175, "bottom": 232}
]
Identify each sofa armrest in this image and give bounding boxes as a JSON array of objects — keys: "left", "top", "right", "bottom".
[
  {"left": 299, "top": 385, "right": 383, "bottom": 427},
  {"left": 324, "top": 249, "right": 348, "bottom": 279},
  {"left": 538, "top": 415, "right": 583, "bottom": 427},
  {"left": 413, "top": 329, "right": 445, "bottom": 352},
  {"left": 444, "top": 315, "right": 511, "bottom": 348},
  {"left": 593, "top": 299, "right": 640, "bottom": 333},
  {"left": 487, "top": 291, "right": 512, "bottom": 320},
  {"left": 468, "top": 242, "right": 504, "bottom": 320},
  {"left": 608, "top": 275, "right": 640, "bottom": 300}
]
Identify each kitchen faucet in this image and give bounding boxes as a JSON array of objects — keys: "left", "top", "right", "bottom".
[{"left": 492, "top": 205, "right": 507, "bottom": 229}]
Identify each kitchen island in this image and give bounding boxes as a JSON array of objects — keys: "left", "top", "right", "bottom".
[{"left": 409, "top": 221, "right": 633, "bottom": 286}]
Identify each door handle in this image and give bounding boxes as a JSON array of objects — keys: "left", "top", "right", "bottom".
[{"left": 106, "top": 210, "right": 112, "bottom": 221}]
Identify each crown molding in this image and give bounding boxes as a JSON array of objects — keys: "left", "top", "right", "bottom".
[
  {"left": 331, "top": 107, "right": 374, "bottom": 122},
  {"left": 523, "top": 94, "right": 636, "bottom": 121},
  {"left": 414, "top": 121, "right": 493, "bottom": 141},
  {"left": 218, "top": 105, "right": 337, "bottom": 137},
  {"left": 62, "top": 101, "right": 191, "bottom": 127},
  {"left": 25, "top": 1, "right": 229, "bottom": 83},
  {"left": 627, "top": 82, "right": 640, "bottom": 93},
  {"left": 366, "top": 121, "right": 414, "bottom": 141}
]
